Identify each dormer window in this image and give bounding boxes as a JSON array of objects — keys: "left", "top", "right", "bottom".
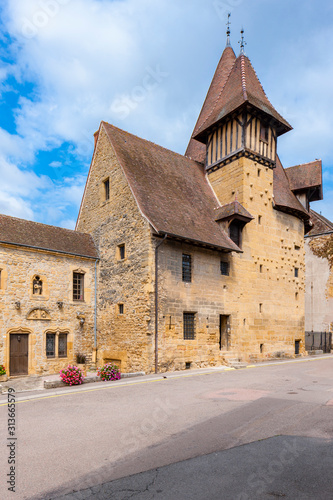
[
  {"left": 215, "top": 201, "right": 254, "bottom": 250},
  {"left": 229, "top": 221, "right": 242, "bottom": 247}
]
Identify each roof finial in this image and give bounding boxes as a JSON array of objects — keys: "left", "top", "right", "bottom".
[
  {"left": 226, "top": 13, "right": 231, "bottom": 47},
  {"left": 239, "top": 28, "right": 247, "bottom": 55}
]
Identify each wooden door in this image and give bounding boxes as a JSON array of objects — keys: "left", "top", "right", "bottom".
[{"left": 10, "top": 334, "right": 29, "bottom": 375}]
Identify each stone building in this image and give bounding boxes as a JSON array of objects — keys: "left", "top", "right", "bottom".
[
  {"left": 0, "top": 215, "right": 97, "bottom": 376},
  {"left": 305, "top": 210, "right": 333, "bottom": 351},
  {"left": 0, "top": 36, "right": 326, "bottom": 376},
  {"left": 76, "top": 39, "right": 323, "bottom": 373}
]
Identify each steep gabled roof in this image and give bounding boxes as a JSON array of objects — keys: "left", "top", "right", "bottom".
[
  {"left": 186, "top": 46, "right": 236, "bottom": 161},
  {"left": 307, "top": 210, "right": 333, "bottom": 237},
  {"left": 0, "top": 214, "right": 98, "bottom": 259},
  {"left": 273, "top": 156, "right": 310, "bottom": 221},
  {"left": 102, "top": 122, "right": 241, "bottom": 252},
  {"left": 285, "top": 160, "right": 323, "bottom": 201},
  {"left": 193, "top": 53, "right": 292, "bottom": 142}
]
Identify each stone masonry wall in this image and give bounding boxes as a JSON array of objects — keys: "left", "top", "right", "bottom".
[
  {"left": 0, "top": 245, "right": 95, "bottom": 376},
  {"left": 155, "top": 156, "right": 306, "bottom": 370},
  {"left": 76, "top": 125, "right": 156, "bottom": 374},
  {"left": 305, "top": 234, "right": 333, "bottom": 332}
]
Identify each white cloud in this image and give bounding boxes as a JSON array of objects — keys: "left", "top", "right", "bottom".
[{"left": 0, "top": 0, "right": 332, "bottom": 227}]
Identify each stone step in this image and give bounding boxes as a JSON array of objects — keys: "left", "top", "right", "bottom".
[
  {"left": 227, "top": 361, "right": 248, "bottom": 369},
  {"left": 308, "top": 350, "right": 324, "bottom": 356}
]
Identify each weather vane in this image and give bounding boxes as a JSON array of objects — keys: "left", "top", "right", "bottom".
[
  {"left": 239, "top": 28, "right": 247, "bottom": 54},
  {"left": 226, "top": 13, "right": 231, "bottom": 46}
]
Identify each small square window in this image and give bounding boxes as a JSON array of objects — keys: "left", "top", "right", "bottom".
[
  {"left": 182, "top": 254, "right": 192, "bottom": 282},
  {"left": 294, "top": 268, "right": 299, "bottom": 278},
  {"left": 183, "top": 313, "right": 195, "bottom": 340},
  {"left": 294, "top": 245, "right": 300, "bottom": 251},
  {"left": 220, "top": 261, "right": 230, "bottom": 276},
  {"left": 46, "top": 333, "right": 55, "bottom": 358},
  {"left": 73, "top": 272, "right": 84, "bottom": 301},
  {"left": 104, "top": 179, "right": 110, "bottom": 201},
  {"left": 118, "top": 304, "right": 124, "bottom": 314},
  {"left": 118, "top": 244, "right": 125, "bottom": 260}
]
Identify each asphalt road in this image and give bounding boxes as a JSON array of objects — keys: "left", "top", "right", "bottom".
[{"left": 1, "top": 357, "right": 333, "bottom": 500}]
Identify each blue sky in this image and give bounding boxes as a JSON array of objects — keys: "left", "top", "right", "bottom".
[{"left": 0, "top": 0, "right": 332, "bottom": 228}]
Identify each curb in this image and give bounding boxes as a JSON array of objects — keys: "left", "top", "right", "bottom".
[{"left": 44, "top": 371, "right": 145, "bottom": 389}]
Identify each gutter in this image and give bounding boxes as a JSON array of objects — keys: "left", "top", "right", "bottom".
[
  {"left": 305, "top": 230, "right": 333, "bottom": 239},
  {"left": 0, "top": 240, "right": 98, "bottom": 260},
  {"left": 155, "top": 234, "right": 167, "bottom": 374}
]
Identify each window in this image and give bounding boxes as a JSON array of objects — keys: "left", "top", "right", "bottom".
[
  {"left": 46, "top": 333, "right": 68, "bottom": 358},
  {"left": 104, "top": 179, "right": 110, "bottom": 201},
  {"left": 295, "top": 292, "right": 299, "bottom": 301},
  {"left": 258, "top": 215, "right": 262, "bottom": 225},
  {"left": 294, "top": 245, "right": 300, "bottom": 251},
  {"left": 183, "top": 313, "right": 195, "bottom": 340},
  {"left": 117, "top": 244, "right": 125, "bottom": 260},
  {"left": 260, "top": 124, "right": 269, "bottom": 143},
  {"left": 58, "top": 334, "right": 67, "bottom": 358},
  {"left": 229, "top": 221, "right": 242, "bottom": 247},
  {"left": 33, "top": 275, "right": 43, "bottom": 295},
  {"left": 294, "top": 268, "right": 299, "bottom": 278},
  {"left": 118, "top": 304, "right": 124, "bottom": 314},
  {"left": 260, "top": 265, "right": 263, "bottom": 273},
  {"left": 220, "top": 261, "right": 230, "bottom": 276},
  {"left": 182, "top": 254, "right": 192, "bottom": 282},
  {"left": 73, "top": 272, "right": 84, "bottom": 301},
  {"left": 259, "top": 303, "right": 263, "bottom": 313},
  {"left": 46, "top": 333, "right": 55, "bottom": 358}
]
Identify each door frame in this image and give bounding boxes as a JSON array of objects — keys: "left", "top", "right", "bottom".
[{"left": 6, "top": 328, "right": 32, "bottom": 376}]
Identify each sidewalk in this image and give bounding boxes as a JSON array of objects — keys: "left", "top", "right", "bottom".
[{"left": 1, "top": 353, "right": 332, "bottom": 397}]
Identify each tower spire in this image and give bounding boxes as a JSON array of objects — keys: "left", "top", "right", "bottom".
[
  {"left": 226, "top": 13, "right": 231, "bottom": 47},
  {"left": 239, "top": 28, "right": 247, "bottom": 55}
]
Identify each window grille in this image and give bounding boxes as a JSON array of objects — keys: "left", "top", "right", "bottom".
[
  {"left": 73, "top": 272, "right": 84, "bottom": 301},
  {"left": 46, "top": 334, "right": 55, "bottom": 358},
  {"left": 118, "top": 304, "right": 124, "bottom": 314},
  {"left": 294, "top": 268, "right": 299, "bottom": 278},
  {"left": 183, "top": 313, "right": 195, "bottom": 340},
  {"left": 220, "top": 261, "right": 230, "bottom": 276},
  {"left": 182, "top": 254, "right": 192, "bottom": 282}
]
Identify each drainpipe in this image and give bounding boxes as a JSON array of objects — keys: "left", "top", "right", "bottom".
[
  {"left": 94, "top": 259, "right": 98, "bottom": 363},
  {"left": 155, "top": 234, "right": 167, "bottom": 374}
]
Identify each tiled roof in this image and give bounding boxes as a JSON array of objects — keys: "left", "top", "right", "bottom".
[
  {"left": 193, "top": 54, "right": 292, "bottom": 141},
  {"left": 103, "top": 122, "right": 241, "bottom": 252},
  {"left": 307, "top": 210, "right": 333, "bottom": 237},
  {"left": 215, "top": 201, "right": 254, "bottom": 222},
  {"left": 273, "top": 157, "right": 310, "bottom": 221},
  {"left": 0, "top": 214, "right": 98, "bottom": 259},
  {"left": 285, "top": 160, "right": 323, "bottom": 197},
  {"left": 186, "top": 46, "right": 236, "bottom": 161},
  {"left": 185, "top": 139, "right": 206, "bottom": 164}
]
